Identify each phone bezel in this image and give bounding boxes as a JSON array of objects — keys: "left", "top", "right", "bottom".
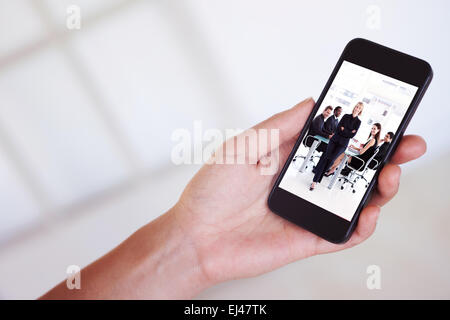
[{"left": 268, "top": 38, "right": 433, "bottom": 244}]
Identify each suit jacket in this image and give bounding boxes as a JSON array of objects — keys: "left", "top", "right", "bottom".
[
  {"left": 330, "top": 114, "right": 361, "bottom": 146},
  {"left": 324, "top": 115, "right": 339, "bottom": 135},
  {"left": 375, "top": 141, "right": 391, "bottom": 161},
  {"left": 309, "top": 114, "right": 329, "bottom": 138}
]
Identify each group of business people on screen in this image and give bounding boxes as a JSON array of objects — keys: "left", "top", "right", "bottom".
[{"left": 303, "top": 102, "right": 394, "bottom": 191}]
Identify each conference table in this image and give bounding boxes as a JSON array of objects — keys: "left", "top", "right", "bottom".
[
  {"left": 327, "top": 148, "right": 360, "bottom": 189},
  {"left": 298, "top": 135, "right": 329, "bottom": 173},
  {"left": 298, "top": 135, "right": 360, "bottom": 189}
]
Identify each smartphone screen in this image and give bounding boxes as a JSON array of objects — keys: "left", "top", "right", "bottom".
[
  {"left": 268, "top": 38, "right": 432, "bottom": 243},
  {"left": 277, "top": 60, "right": 419, "bottom": 222}
]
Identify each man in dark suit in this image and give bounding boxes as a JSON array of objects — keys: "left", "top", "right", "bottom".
[
  {"left": 324, "top": 106, "right": 342, "bottom": 137},
  {"left": 309, "top": 106, "right": 333, "bottom": 138},
  {"left": 306, "top": 106, "right": 333, "bottom": 152}
]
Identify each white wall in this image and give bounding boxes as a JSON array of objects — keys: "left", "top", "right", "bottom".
[{"left": 0, "top": 0, "right": 449, "bottom": 299}]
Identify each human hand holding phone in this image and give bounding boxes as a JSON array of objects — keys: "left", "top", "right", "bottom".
[
  {"left": 171, "top": 98, "right": 425, "bottom": 286},
  {"left": 40, "top": 98, "right": 426, "bottom": 300},
  {"left": 40, "top": 38, "right": 431, "bottom": 300}
]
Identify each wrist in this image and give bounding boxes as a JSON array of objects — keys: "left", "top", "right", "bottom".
[
  {"left": 40, "top": 206, "right": 213, "bottom": 300},
  {"left": 134, "top": 207, "right": 214, "bottom": 298}
]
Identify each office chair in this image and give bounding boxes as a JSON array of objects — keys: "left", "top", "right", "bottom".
[
  {"left": 362, "top": 157, "right": 380, "bottom": 188},
  {"left": 292, "top": 135, "right": 322, "bottom": 170},
  {"left": 338, "top": 148, "right": 379, "bottom": 193}
]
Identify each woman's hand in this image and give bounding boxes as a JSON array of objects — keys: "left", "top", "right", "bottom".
[
  {"left": 40, "top": 98, "right": 427, "bottom": 299},
  {"left": 172, "top": 98, "right": 427, "bottom": 286}
]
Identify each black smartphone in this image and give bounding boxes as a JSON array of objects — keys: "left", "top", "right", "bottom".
[{"left": 268, "top": 38, "right": 432, "bottom": 244}]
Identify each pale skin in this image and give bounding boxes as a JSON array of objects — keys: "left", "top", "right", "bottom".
[
  {"left": 39, "top": 98, "right": 426, "bottom": 299},
  {"left": 352, "top": 124, "right": 380, "bottom": 152},
  {"left": 380, "top": 133, "right": 393, "bottom": 145},
  {"left": 323, "top": 107, "right": 333, "bottom": 119}
]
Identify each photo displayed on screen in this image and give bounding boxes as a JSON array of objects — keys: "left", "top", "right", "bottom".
[{"left": 279, "top": 61, "right": 418, "bottom": 221}]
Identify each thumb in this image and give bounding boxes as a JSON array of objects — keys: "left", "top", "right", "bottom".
[
  {"left": 218, "top": 98, "right": 314, "bottom": 166},
  {"left": 252, "top": 97, "right": 315, "bottom": 153}
]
